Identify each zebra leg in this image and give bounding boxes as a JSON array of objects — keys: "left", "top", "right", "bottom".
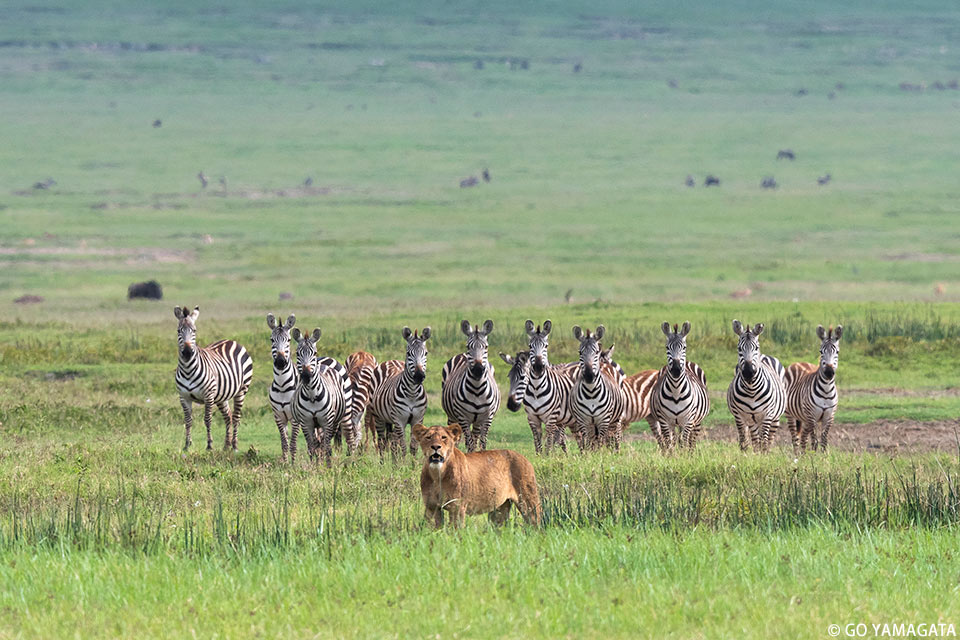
[
  {"left": 688, "top": 423, "right": 702, "bottom": 450},
  {"left": 273, "top": 411, "right": 290, "bottom": 462},
  {"left": 819, "top": 416, "right": 833, "bottom": 453},
  {"left": 646, "top": 416, "right": 665, "bottom": 451},
  {"left": 374, "top": 420, "right": 388, "bottom": 458},
  {"left": 528, "top": 416, "right": 544, "bottom": 455},
  {"left": 341, "top": 412, "right": 359, "bottom": 457},
  {"left": 807, "top": 420, "right": 819, "bottom": 452},
  {"left": 180, "top": 397, "right": 194, "bottom": 451},
  {"left": 320, "top": 424, "right": 334, "bottom": 468},
  {"left": 301, "top": 421, "right": 321, "bottom": 461},
  {"left": 787, "top": 417, "right": 799, "bottom": 455},
  {"left": 231, "top": 392, "right": 245, "bottom": 450},
  {"left": 216, "top": 401, "right": 233, "bottom": 450},
  {"left": 289, "top": 420, "right": 301, "bottom": 463},
  {"left": 477, "top": 416, "right": 493, "bottom": 452},
  {"left": 734, "top": 416, "right": 748, "bottom": 452},
  {"left": 203, "top": 398, "right": 214, "bottom": 451}
]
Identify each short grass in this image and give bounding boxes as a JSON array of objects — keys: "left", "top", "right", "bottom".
[{"left": 3, "top": 0, "right": 960, "bottom": 637}]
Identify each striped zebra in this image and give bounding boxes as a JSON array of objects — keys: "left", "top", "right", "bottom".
[
  {"left": 368, "top": 327, "right": 430, "bottom": 459},
  {"left": 266, "top": 313, "right": 299, "bottom": 462},
  {"left": 345, "top": 350, "right": 378, "bottom": 452},
  {"left": 441, "top": 320, "right": 501, "bottom": 452},
  {"left": 649, "top": 322, "right": 710, "bottom": 451},
  {"left": 784, "top": 325, "right": 842, "bottom": 454},
  {"left": 502, "top": 320, "right": 581, "bottom": 454},
  {"left": 726, "top": 320, "right": 786, "bottom": 453},
  {"left": 601, "top": 344, "right": 661, "bottom": 449},
  {"left": 174, "top": 305, "right": 253, "bottom": 452},
  {"left": 291, "top": 327, "right": 355, "bottom": 464},
  {"left": 571, "top": 325, "right": 626, "bottom": 451}
]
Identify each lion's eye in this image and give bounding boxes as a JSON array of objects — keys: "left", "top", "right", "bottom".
[{"left": 441, "top": 436, "right": 446, "bottom": 441}]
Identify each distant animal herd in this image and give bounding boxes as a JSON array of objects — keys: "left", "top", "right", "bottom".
[{"left": 173, "top": 306, "right": 842, "bottom": 461}]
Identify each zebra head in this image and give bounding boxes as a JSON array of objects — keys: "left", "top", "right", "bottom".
[
  {"left": 173, "top": 305, "right": 200, "bottom": 360},
  {"left": 266, "top": 313, "right": 296, "bottom": 369},
  {"left": 816, "top": 324, "right": 842, "bottom": 380},
  {"left": 661, "top": 321, "right": 690, "bottom": 378},
  {"left": 292, "top": 327, "right": 323, "bottom": 384},
  {"left": 401, "top": 326, "right": 430, "bottom": 384},
  {"left": 525, "top": 319, "right": 552, "bottom": 375},
  {"left": 732, "top": 319, "right": 764, "bottom": 382},
  {"left": 461, "top": 319, "right": 493, "bottom": 378},
  {"left": 573, "top": 324, "right": 604, "bottom": 385},
  {"left": 499, "top": 350, "right": 529, "bottom": 412}
]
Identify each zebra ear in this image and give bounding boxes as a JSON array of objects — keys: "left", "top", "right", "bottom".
[
  {"left": 189, "top": 306, "right": 200, "bottom": 322},
  {"left": 732, "top": 319, "right": 743, "bottom": 335},
  {"left": 461, "top": 320, "right": 473, "bottom": 336},
  {"left": 601, "top": 344, "right": 615, "bottom": 360},
  {"left": 542, "top": 320, "right": 552, "bottom": 336},
  {"left": 680, "top": 321, "right": 691, "bottom": 338},
  {"left": 266, "top": 313, "right": 277, "bottom": 330},
  {"left": 402, "top": 326, "right": 413, "bottom": 341},
  {"left": 481, "top": 319, "right": 494, "bottom": 336},
  {"left": 291, "top": 328, "right": 302, "bottom": 342},
  {"left": 595, "top": 325, "right": 605, "bottom": 341},
  {"left": 174, "top": 306, "right": 184, "bottom": 320},
  {"left": 284, "top": 314, "right": 296, "bottom": 330},
  {"left": 816, "top": 325, "right": 827, "bottom": 341},
  {"left": 499, "top": 352, "right": 514, "bottom": 365},
  {"left": 834, "top": 325, "right": 843, "bottom": 341},
  {"left": 525, "top": 320, "right": 536, "bottom": 337},
  {"left": 753, "top": 323, "right": 765, "bottom": 336},
  {"left": 572, "top": 325, "right": 583, "bottom": 341},
  {"left": 661, "top": 322, "right": 671, "bottom": 336},
  {"left": 421, "top": 327, "right": 431, "bottom": 341},
  {"left": 311, "top": 328, "right": 321, "bottom": 343}
]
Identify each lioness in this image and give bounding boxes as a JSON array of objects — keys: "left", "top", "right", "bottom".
[{"left": 412, "top": 423, "right": 541, "bottom": 528}]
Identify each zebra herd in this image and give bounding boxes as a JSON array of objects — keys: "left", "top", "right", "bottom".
[{"left": 173, "top": 306, "right": 842, "bottom": 461}]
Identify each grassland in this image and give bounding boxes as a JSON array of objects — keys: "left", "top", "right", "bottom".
[{"left": 2, "top": 0, "right": 960, "bottom": 637}]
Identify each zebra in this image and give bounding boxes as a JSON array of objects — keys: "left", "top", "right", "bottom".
[
  {"left": 368, "top": 327, "right": 430, "bottom": 459},
  {"left": 784, "top": 325, "right": 842, "bottom": 454},
  {"left": 345, "top": 350, "right": 378, "bottom": 452},
  {"left": 726, "top": 320, "right": 786, "bottom": 453},
  {"left": 649, "top": 322, "right": 710, "bottom": 451},
  {"left": 441, "top": 320, "right": 501, "bottom": 452},
  {"left": 266, "top": 313, "right": 299, "bottom": 462},
  {"left": 291, "top": 327, "right": 354, "bottom": 464},
  {"left": 600, "top": 344, "right": 661, "bottom": 449},
  {"left": 174, "top": 305, "right": 253, "bottom": 451},
  {"left": 502, "top": 320, "right": 581, "bottom": 454},
  {"left": 570, "top": 325, "right": 626, "bottom": 451}
]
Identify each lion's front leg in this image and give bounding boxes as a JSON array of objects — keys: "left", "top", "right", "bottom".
[{"left": 425, "top": 505, "right": 443, "bottom": 529}]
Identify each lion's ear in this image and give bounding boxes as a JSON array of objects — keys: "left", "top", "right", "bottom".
[
  {"left": 411, "top": 424, "right": 428, "bottom": 445},
  {"left": 446, "top": 423, "right": 463, "bottom": 443}
]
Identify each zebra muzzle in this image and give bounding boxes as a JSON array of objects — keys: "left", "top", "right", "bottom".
[
  {"left": 507, "top": 396, "right": 522, "bottom": 412},
  {"left": 822, "top": 365, "right": 835, "bottom": 379}
]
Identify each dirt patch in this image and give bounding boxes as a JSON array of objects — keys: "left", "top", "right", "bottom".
[
  {"left": 0, "top": 246, "right": 193, "bottom": 263},
  {"left": 626, "top": 420, "right": 960, "bottom": 454}
]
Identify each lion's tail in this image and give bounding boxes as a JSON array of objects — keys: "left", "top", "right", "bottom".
[{"left": 512, "top": 455, "right": 542, "bottom": 527}]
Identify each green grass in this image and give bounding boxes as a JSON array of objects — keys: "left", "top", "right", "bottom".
[{"left": 3, "top": 0, "right": 960, "bottom": 637}]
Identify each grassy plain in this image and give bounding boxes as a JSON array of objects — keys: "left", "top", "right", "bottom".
[{"left": 2, "top": 0, "right": 960, "bottom": 638}]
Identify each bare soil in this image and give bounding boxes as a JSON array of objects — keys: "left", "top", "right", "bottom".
[{"left": 626, "top": 420, "right": 960, "bottom": 454}]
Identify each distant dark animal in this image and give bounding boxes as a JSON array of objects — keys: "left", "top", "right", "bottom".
[
  {"left": 795, "top": 88, "right": 808, "bottom": 96},
  {"left": 564, "top": 289, "right": 573, "bottom": 304},
  {"left": 460, "top": 176, "right": 478, "bottom": 188},
  {"left": 153, "top": 119, "right": 162, "bottom": 128},
  {"left": 761, "top": 177, "right": 778, "bottom": 189},
  {"left": 32, "top": 178, "right": 56, "bottom": 190},
  {"left": 278, "top": 291, "right": 293, "bottom": 301},
  {"left": 704, "top": 175, "right": 720, "bottom": 187},
  {"left": 899, "top": 82, "right": 922, "bottom": 92},
  {"left": 817, "top": 173, "right": 831, "bottom": 186},
  {"left": 218, "top": 176, "right": 227, "bottom": 190},
  {"left": 827, "top": 92, "right": 836, "bottom": 100},
  {"left": 667, "top": 79, "right": 678, "bottom": 89},
  {"left": 519, "top": 59, "right": 529, "bottom": 70},
  {"left": 573, "top": 62, "right": 582, "bottom": 73},
  {"left": 482, "top": 169, "right": 491, "bottom": 183},
  {"left": 127, "top": 280, "right": 163, "bottom": 300},
  {"left": 949, "top": 80, "right": 959, "bottom": 90},
  {"left": 777, "top": 149, "right": 795, "bottom": 160},
  {"left": 14, "top": 295, "right": 44, "bottom": 305},
  {"left": 835, "top": 82, "right": 846, "bottom": 90},
  {"left": 304, "top": 177, "right": 313, "bottom": 187},
  {"left": 933, "top": 81, "right": 946, "bottom": 91},
  {"left": 197, "top": 171, "right": 208, "bottom": 189},
  {"left": 474, "top": 59, "right": 484, "bottom": 70},
  {"left": 685, "top": 175, "right": 695, "bottom": 187}
]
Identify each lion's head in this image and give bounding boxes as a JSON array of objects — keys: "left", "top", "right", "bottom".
[{"left": 412, "top": 423, "right": 462, "bottom": 468}]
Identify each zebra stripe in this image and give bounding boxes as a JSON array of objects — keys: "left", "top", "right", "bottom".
[
  {"left": 441, "top": 320, "right": 501, "bottom": 452},
  {"left": 368, "top": 327, "right": 430, "bottom": 459},
  {"left": 266, "top": 313, "right": 298, "bottom": 462},
  {"left": 650, "top": 322, "right": 710, "bottom": 451},
  {"left": 602, "top": 344, "right": 661, "bottom": 447},
  {"left": 571, "top": 324, "right": 626, "bottom": 451},
  {"left": 726, "top": 320, "right": 786, "bottom": 453},
  {"left": 291, "top": 327, "right": 354, "bottom": 464},
  {"left": 784, "top": 324, "right": 842, "bottom": 454},
  {"left": 345, "top": 350, "right": 378, "bottom": 451},
  {"left": 174, "top": 305, "right": 253, "bottom": 452}
]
